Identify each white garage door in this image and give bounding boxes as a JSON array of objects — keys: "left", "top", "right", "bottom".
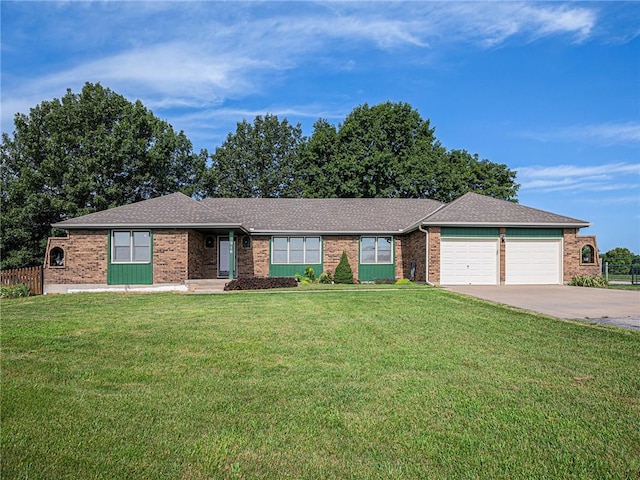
[
  {"left": 441, "top": 239, "right": 499, "bottom": 285},
  {"left": 506, "top": 239, "right": 562, "bottom": 285}
]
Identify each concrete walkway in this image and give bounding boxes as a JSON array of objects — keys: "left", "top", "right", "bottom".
[{"left": 444, "top": 285, "right": 640, "bottom": 331}]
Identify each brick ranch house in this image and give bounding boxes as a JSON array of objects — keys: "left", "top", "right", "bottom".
[{"left": 44, "top": 192, "right": 600, "bottom": 293}]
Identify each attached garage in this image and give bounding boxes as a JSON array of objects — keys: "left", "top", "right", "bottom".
[
  {"left": 440, "top": 228, "right": 499, "bottom": 285},
  {"left": 505, "top": 229, "right": 563, "bottom": 285}
]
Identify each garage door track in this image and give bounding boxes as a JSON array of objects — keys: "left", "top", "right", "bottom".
[{"left": 445, "top": 285, "right": 640, "bottom": 331}]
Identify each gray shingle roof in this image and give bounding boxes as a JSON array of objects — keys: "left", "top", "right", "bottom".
[
  {"left": 53, "top": 192, "right": 239, "bottom": 228},
  {"left": 53, "top": 191, "right": 591, "bottom": 232},
  {"left": 422, "top": 192, "right": 590, "bottom": 227},
  {"left": 201, "top": 198, "right": 444, "bottom": 233}
]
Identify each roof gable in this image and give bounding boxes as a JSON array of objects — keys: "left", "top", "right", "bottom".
[{"left": 422, "top": 192, "right": 590, "bottom": 227}]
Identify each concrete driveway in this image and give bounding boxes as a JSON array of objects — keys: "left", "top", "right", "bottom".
[{"left": 444, "top": 285, "right": 640, "bottom": 331}]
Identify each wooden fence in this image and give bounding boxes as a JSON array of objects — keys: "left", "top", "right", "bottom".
[{"left": 0, "top": 266, "right": 43, "bottom": 295}]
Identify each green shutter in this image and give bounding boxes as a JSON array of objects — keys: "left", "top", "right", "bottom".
[
  {"left": 440, "top": 227, "right": 500, "bottom": 238},
  {"left": 506, "top": 228, "right": 563, "bottom": 238}
]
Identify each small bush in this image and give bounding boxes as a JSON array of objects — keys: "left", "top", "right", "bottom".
[
  {"left": 569, "top": 275, "right": 608, "bottom": 288},
  {"left": 295, "top": 267, "right": 317, "bottom": 284},
  {"left": 395, "top": 278, "right": 413, "bottom": 285},
  {"left": 0, "top": 283, "right": 31, "bottom": 298},
  {"left": 374, "top": 278, "right": 396, "bottom": 284},
  {"left": 333, "top": 252, "right": 354, "bottom": 284},
  {"left": 224, "top": 277, "right": 298, "bottom": 291},
  {"left": 319, "top": 271, "right": 333, "bottom": 284}
]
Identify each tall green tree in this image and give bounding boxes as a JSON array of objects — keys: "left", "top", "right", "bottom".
[
  {"left": 1, "top": 82, "right": 206, "bottom": 269},
  {"left": 299, "top": 102, "right": 518, "bottom": 201},
  {"left": 204, "top": 114, "right": 304, "bottom": 198}
]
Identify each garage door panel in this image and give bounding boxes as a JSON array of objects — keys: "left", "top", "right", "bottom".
[
  {"left": 506, "top": 240, "right": 562, "bottom": 285},
  {"left": 441, "top": 239, "right": 498, "bottom": 285}
]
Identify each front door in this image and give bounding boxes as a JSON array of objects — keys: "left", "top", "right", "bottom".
[{"left": 218, "top": 237, "right": 237, "bottom": 278}]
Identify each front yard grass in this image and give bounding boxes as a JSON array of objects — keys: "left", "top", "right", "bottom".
[{"left": 2, "top": 290, "right": 639, "bottom": 479}]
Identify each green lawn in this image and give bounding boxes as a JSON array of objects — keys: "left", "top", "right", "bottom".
[{"left": 2, "top": 289, "right": 639, "bottom": 479}]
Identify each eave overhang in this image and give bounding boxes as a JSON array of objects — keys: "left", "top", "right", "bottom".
[
  {"left": 53, "top": 222, "right": 247, "bottom": 232},
  {"left": 420, "top": 221, "right": 592, "bottom": 228}
]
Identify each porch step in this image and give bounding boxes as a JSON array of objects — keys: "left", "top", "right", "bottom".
[{"left": 185, "top": 279, "right": 229, "bottom": 294}]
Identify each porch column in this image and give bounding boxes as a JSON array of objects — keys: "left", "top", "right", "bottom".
[{"left": 228, "top": 231, "right": 235, "bottom": 279}]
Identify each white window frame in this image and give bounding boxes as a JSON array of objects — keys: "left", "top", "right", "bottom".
[
  {"left": 111, "top": 230, "right": 151, "bottom": 264},
  {"left": 360, "top": 236, "right": 393, "bottom": 264},
  {"left": 271, "top": 236, "right": 321, "bottom": 264}
]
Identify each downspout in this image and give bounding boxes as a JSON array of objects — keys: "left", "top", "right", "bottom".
[{"left": 418, "top": 225, "right": 435, "bottom": 286}]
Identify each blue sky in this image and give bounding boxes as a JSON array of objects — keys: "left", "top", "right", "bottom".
[{"left": 2, "top": 1, "right": 639, "bottom": 254}]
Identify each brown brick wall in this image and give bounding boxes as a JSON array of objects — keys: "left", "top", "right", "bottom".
[
  {"left": 427, "top": 227, "right": 441, "bottom": 284},
  {"left": 44, "top": 230, "right": 108, "bottom": 284},
  {"left": 563, "top": 229, "right": 600, "bottom": 281},
  {"left": 153, "top": 229, "right": 188, "bottom": 284},
  {"left": 239, "top": 235, "right": 270, "bottom": 278},
  {"left": 396, "top": 230, "right": 427, "bottom": 281},
  {"left": 187, "top": 230, "right": 216, "bottom": 279},
  {"left": 323, "top": 236, "right": 360, "bottom": 281}
]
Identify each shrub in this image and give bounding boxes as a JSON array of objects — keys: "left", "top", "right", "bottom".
[
  {"left": 319, "top": 271, "right": 333, "bottom": 284},
  {"left": 224, "top": 277, "right": 298, "bottom": 291},
  {"left": 569, "top": 275, "right": 608, "bottom": 288},
  {"left": 295, "top": 267, "right": 316, "bottom": 284},
  {"left": 333, "top": 252, "right": 354, "bottom": 284},
  {"left": 395, "top": 278, "right": 413, "bottom": 285},
  {"left": 374, "top": 278, "right": 395, "bottom": 284},
  {"left": 0, "top": 283, "right": 31, "bottom": 298}
]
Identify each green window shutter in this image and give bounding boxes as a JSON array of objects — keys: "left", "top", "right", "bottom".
[{"left": 440, "top": 227, "right": 500, "bottom": 238}]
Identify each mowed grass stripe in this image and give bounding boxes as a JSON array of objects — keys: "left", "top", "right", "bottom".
[{"left": 2, "top": 289, "right": 639, "bottom": 479}]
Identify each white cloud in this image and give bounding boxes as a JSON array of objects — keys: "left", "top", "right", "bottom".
[
  {"left": 521, "top": 122, "right": 640, "bottom": 146},
  {"left": 516, "top": 162, "right": 640, "bottom": 193},
  {"left": 0, "top": 2, "right": 624, "bottom": 135}
]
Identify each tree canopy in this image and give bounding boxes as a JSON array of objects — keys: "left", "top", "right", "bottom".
[
  {"left": 1, "top": 82, "right": 206, "bottom": 268},
  {"left": 203, "top": 114, "right": 304, "bottom": 198},
  {"left": 299, "top": 102, "right": 518, "bottom": 201},
  {"left": 2, "top": 91, "right": 520, "bottom": 269}
]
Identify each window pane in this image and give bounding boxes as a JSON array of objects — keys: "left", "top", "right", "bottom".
[
  {"left": 113, "top": 246, "right": 131, "bottom": 262},
  {"left": 377, "top": 237, "right": 392, "bottom": 263},
  {"left": 361, "top": 237, "right": 376, "bottom": 263},
  {"left": 132, "top": 232, "right": 150, "bottom": 262},
  {"left": 289, "top": 237, "right": 304, "bottom": 263},
  {"left": 273, "top": 237, "right": 288, "bottom": 250},
  {"left": 112, "top": 232, "right": 131, "bottom": 262},
  {"left": 113, "top": 231, "right": 130, "bottom": 247},
  {"left": 272, "top": 250, "right": 288, "bottom": 263},
  {"left": 305, "top": 237, "right": 320, "bottom": 263},
  {"left": 272, "top": 237, "right": 288, "bottom": 264},
  {"left": 289, "top": 249, "right": 304, "bottom": 263},
  {"left": 133, "top": 246, "right": 150, "bottom": 262}
]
